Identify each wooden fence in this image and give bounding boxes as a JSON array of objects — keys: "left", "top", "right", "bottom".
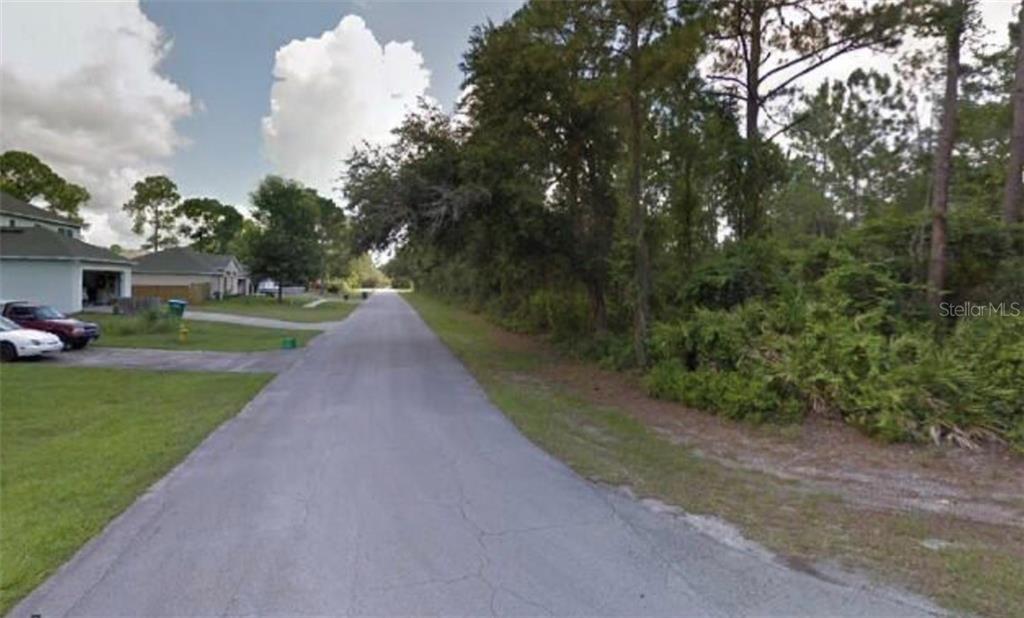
[{"left": 131, "top": 283, "right": 211, "bottom": 305}]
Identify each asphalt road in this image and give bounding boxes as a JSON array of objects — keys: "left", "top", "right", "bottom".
[{"left": 13, "top": 292, "right": 938, "bottom": 617}]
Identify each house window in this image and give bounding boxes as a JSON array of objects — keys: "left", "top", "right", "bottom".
[{"left": 7, "top": 219, "right": 14, "bottom": 227}]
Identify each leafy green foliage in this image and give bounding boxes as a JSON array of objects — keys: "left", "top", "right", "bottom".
[
  {"left": 175, "top": 197, "right": 243, "bottom": 254},
  {"left": 243, "top": 176, "right": 323, "bottom": 298},
  {"left": 0, "top": 150, "right": 90, "bottom": 223},
  {"left": 645, "top": 248, "right": 1024, "bottom": 449},
  {"left": 681, "top": 240, "right": 790, "bottom": 311},
  {"left": 122, "top": 175, "right": 181, "bottom": 251}
]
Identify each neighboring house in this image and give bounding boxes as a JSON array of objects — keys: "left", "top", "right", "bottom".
[
  {"left": 0, "top": 192, "right": 133, "bottom": 313},
  {"left": 1, "top": 190, "right": 83, "bottom": 238},
  {"left": 132, "top": 247, "right": 250, "bottom": 303}
]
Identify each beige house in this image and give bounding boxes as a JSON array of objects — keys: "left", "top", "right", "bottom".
[{"left": 132, "top": 247, "right": 249, "bottom": 303}]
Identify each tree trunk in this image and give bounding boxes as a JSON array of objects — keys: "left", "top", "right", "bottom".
[
  {"left": 627, "top": 12, "right": 651, "bottom": 367},
  {"left": 153, "top": 208, "right": 160, "bottom": 252},
  {"left": 1003, "top": 2, "right": 1024, "bottom": 224},
  {"left": 588, "top": 281, "right": 608, "bottom": 335},
  {"left": 927, "top": 3, "right": 965, "bottom": 311},
  {"left": 277, "top": 283, "right": 283, "bottom": 303},
  {"left": 742, "top": 1, "right": 764, "bottom": 238}
]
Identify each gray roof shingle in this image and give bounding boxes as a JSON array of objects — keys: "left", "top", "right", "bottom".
[
  {"left": 0, "top": 226, "right": 132, "bottom": 264},
  {"left": 0, "top": 191, "right": 81, "bottom": 227},
  {"left": 133, "top": 247, "right": 240, "bottom": 275}
]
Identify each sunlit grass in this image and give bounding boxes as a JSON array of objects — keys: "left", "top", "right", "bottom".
[
  {"left": 0, "top": 365, "right": 271, "bottom": 612},
  {"left": 195, "top": 295, "right": 360, "bottom": 322}
]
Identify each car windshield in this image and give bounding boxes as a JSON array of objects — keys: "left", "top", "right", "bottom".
[
  {"left": 35, "top": 306, "right": 66, "bottom": 319},
  {"left": 0, "top": 316, "right": 20, "bottom": 331}
]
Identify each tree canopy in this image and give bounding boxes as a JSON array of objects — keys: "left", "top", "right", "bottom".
[
  {"left": 122, "top": 175, "right": 181, "bottom": 251},
  {"left": 0, "top": 150, "right": 90, "bottom": 223},
  {"left": 243, "top": 176, "right": 324, "bottom": 300},
  {"left": 175, "top": 197, "right": 244, "bottom": 254}
]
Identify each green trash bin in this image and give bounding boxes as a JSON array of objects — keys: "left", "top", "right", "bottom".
[
  {"left": 168, "top": 299, "right": 187, "bottom": 317},
  {"left": 281, "top": 337, "right": 297, "bottom": 349}
]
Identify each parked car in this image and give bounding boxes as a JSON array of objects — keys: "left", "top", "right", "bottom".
[
  {"left": 0, "top": 316, "right": 63, "bottom": 361},
  {"left": 1, "top": 301, "right": 100, "bottom": 349}
]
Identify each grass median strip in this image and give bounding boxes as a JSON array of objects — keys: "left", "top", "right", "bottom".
[
  {"left": 194, "top": 295, "right": 360, "bottom": 323},
  {"left": 0, "top": 365, "right": 272, "bottom": 613},
  {"left": 405, "top": 292, "right": 1024, "bottom": 618},
  {"left": 81, "top": 313, "right": 320, "bottom": 352}
]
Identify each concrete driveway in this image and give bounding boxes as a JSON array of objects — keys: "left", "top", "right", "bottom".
[
  {"left": 43, "top": 346, "right": 299, "bottom": 373},
  {"left": 184, "top": 309, "right": 342, "bottom": 330},
  {"left": 13, "top": 292, "right": 938, "bottom": 617}
]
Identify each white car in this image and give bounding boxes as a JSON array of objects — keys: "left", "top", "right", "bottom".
[{"left": 0, "top": 316, "right": 63, "bottom": 361}]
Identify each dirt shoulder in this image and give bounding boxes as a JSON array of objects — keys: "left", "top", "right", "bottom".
[{"left": 544, "top": 347, "right": 1024, "bottom": 530}]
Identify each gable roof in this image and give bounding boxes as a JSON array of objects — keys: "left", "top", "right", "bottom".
[
  {"left": 0, "top": 226, "right": 132, "bottom": 264},
  {"left": 0, "top": 191, "right": 82, "bottom": 228},
  {"left": 133, "top": 247, "right": 240, "bottom": 275}
]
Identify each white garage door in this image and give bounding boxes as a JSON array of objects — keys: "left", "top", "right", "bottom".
[{"left": 0, "top": 259, "right": 78, "bottom": 313}]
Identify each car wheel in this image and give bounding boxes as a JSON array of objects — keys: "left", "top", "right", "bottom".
[
  {"left": 70, "top": 340, "right": 88, "bottom": 350},
  {"left": 0, "top": 342, "right": 17, "bottom": 362}
]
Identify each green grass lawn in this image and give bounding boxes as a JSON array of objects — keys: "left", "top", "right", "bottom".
[
  {"left": 0, "top": 365, "right": 271, "bottom": 613},
  {"left": 405, "top": 292, "right": 1024, "bottom": 618},
  {"left": 80, "top": 313, "right": 320, "bottom": 352},
  {"left": 194, "top": 295, "right": 360, "bottom": 322}
]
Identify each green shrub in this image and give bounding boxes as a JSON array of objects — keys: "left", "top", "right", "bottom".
[
  {"left": 508, "top": 288, "right": 591, "bottom": 341},
  {"left": 645, "top": 360, "right": 802, "bottom": 423},
  {"left": 681, "top": 239, "right": 790, "bottom": 310},
  {"left": 649, "top": 305, "right": 762, "bottom": 371},
  {"left": 645, "top": 292, "right": 1024, "bottom": 449}
]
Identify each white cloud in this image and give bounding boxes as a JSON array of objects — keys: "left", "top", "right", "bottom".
[
  {"left": 0, "top": 1, "right": 192, "bottom": 247},
  {"left": 262, "top": 15, "right": 430, "bottom": 199}
]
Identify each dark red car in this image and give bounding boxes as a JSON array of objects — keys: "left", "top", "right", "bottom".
[{"left": 1, "top": 301, "right": 100, "bottom": 349}]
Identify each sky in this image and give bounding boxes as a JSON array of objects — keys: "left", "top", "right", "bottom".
[
  {"left": 0, "top": 0, "right": 521, "bottom": 247},
  {"left": 0, "top": 0, "right": 1016, "bottom": 248}
]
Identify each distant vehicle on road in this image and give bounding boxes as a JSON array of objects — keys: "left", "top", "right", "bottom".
[
  {"left": 1, "top": 301, "right": 100, "bottom": 350},
  {"left": 0, "top": 316, "right": 63, "bottom": 361}
]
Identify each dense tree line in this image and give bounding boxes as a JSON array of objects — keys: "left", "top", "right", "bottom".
[{"left": 346, "top": 0, "right": 1024, "bottom": 448}]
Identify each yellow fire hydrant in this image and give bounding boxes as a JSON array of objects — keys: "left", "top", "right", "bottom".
[{"left": 179, "top": 322, "right": 189, "bottom": 343}]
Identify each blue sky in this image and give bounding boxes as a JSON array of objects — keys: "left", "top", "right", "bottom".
[{"left": 144, "top": 0, "right": 521, "bottom": 212}]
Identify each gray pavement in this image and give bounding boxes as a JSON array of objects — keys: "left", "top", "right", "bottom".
[
  {"left": 184, "top": 309, "right": 341, "bottom": 330},
  {"left": 42, "top": 346, "right": 299, "bottom": 373},
  {"left": 13, "top": 291, "right": 940, "bottom": 617}
]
